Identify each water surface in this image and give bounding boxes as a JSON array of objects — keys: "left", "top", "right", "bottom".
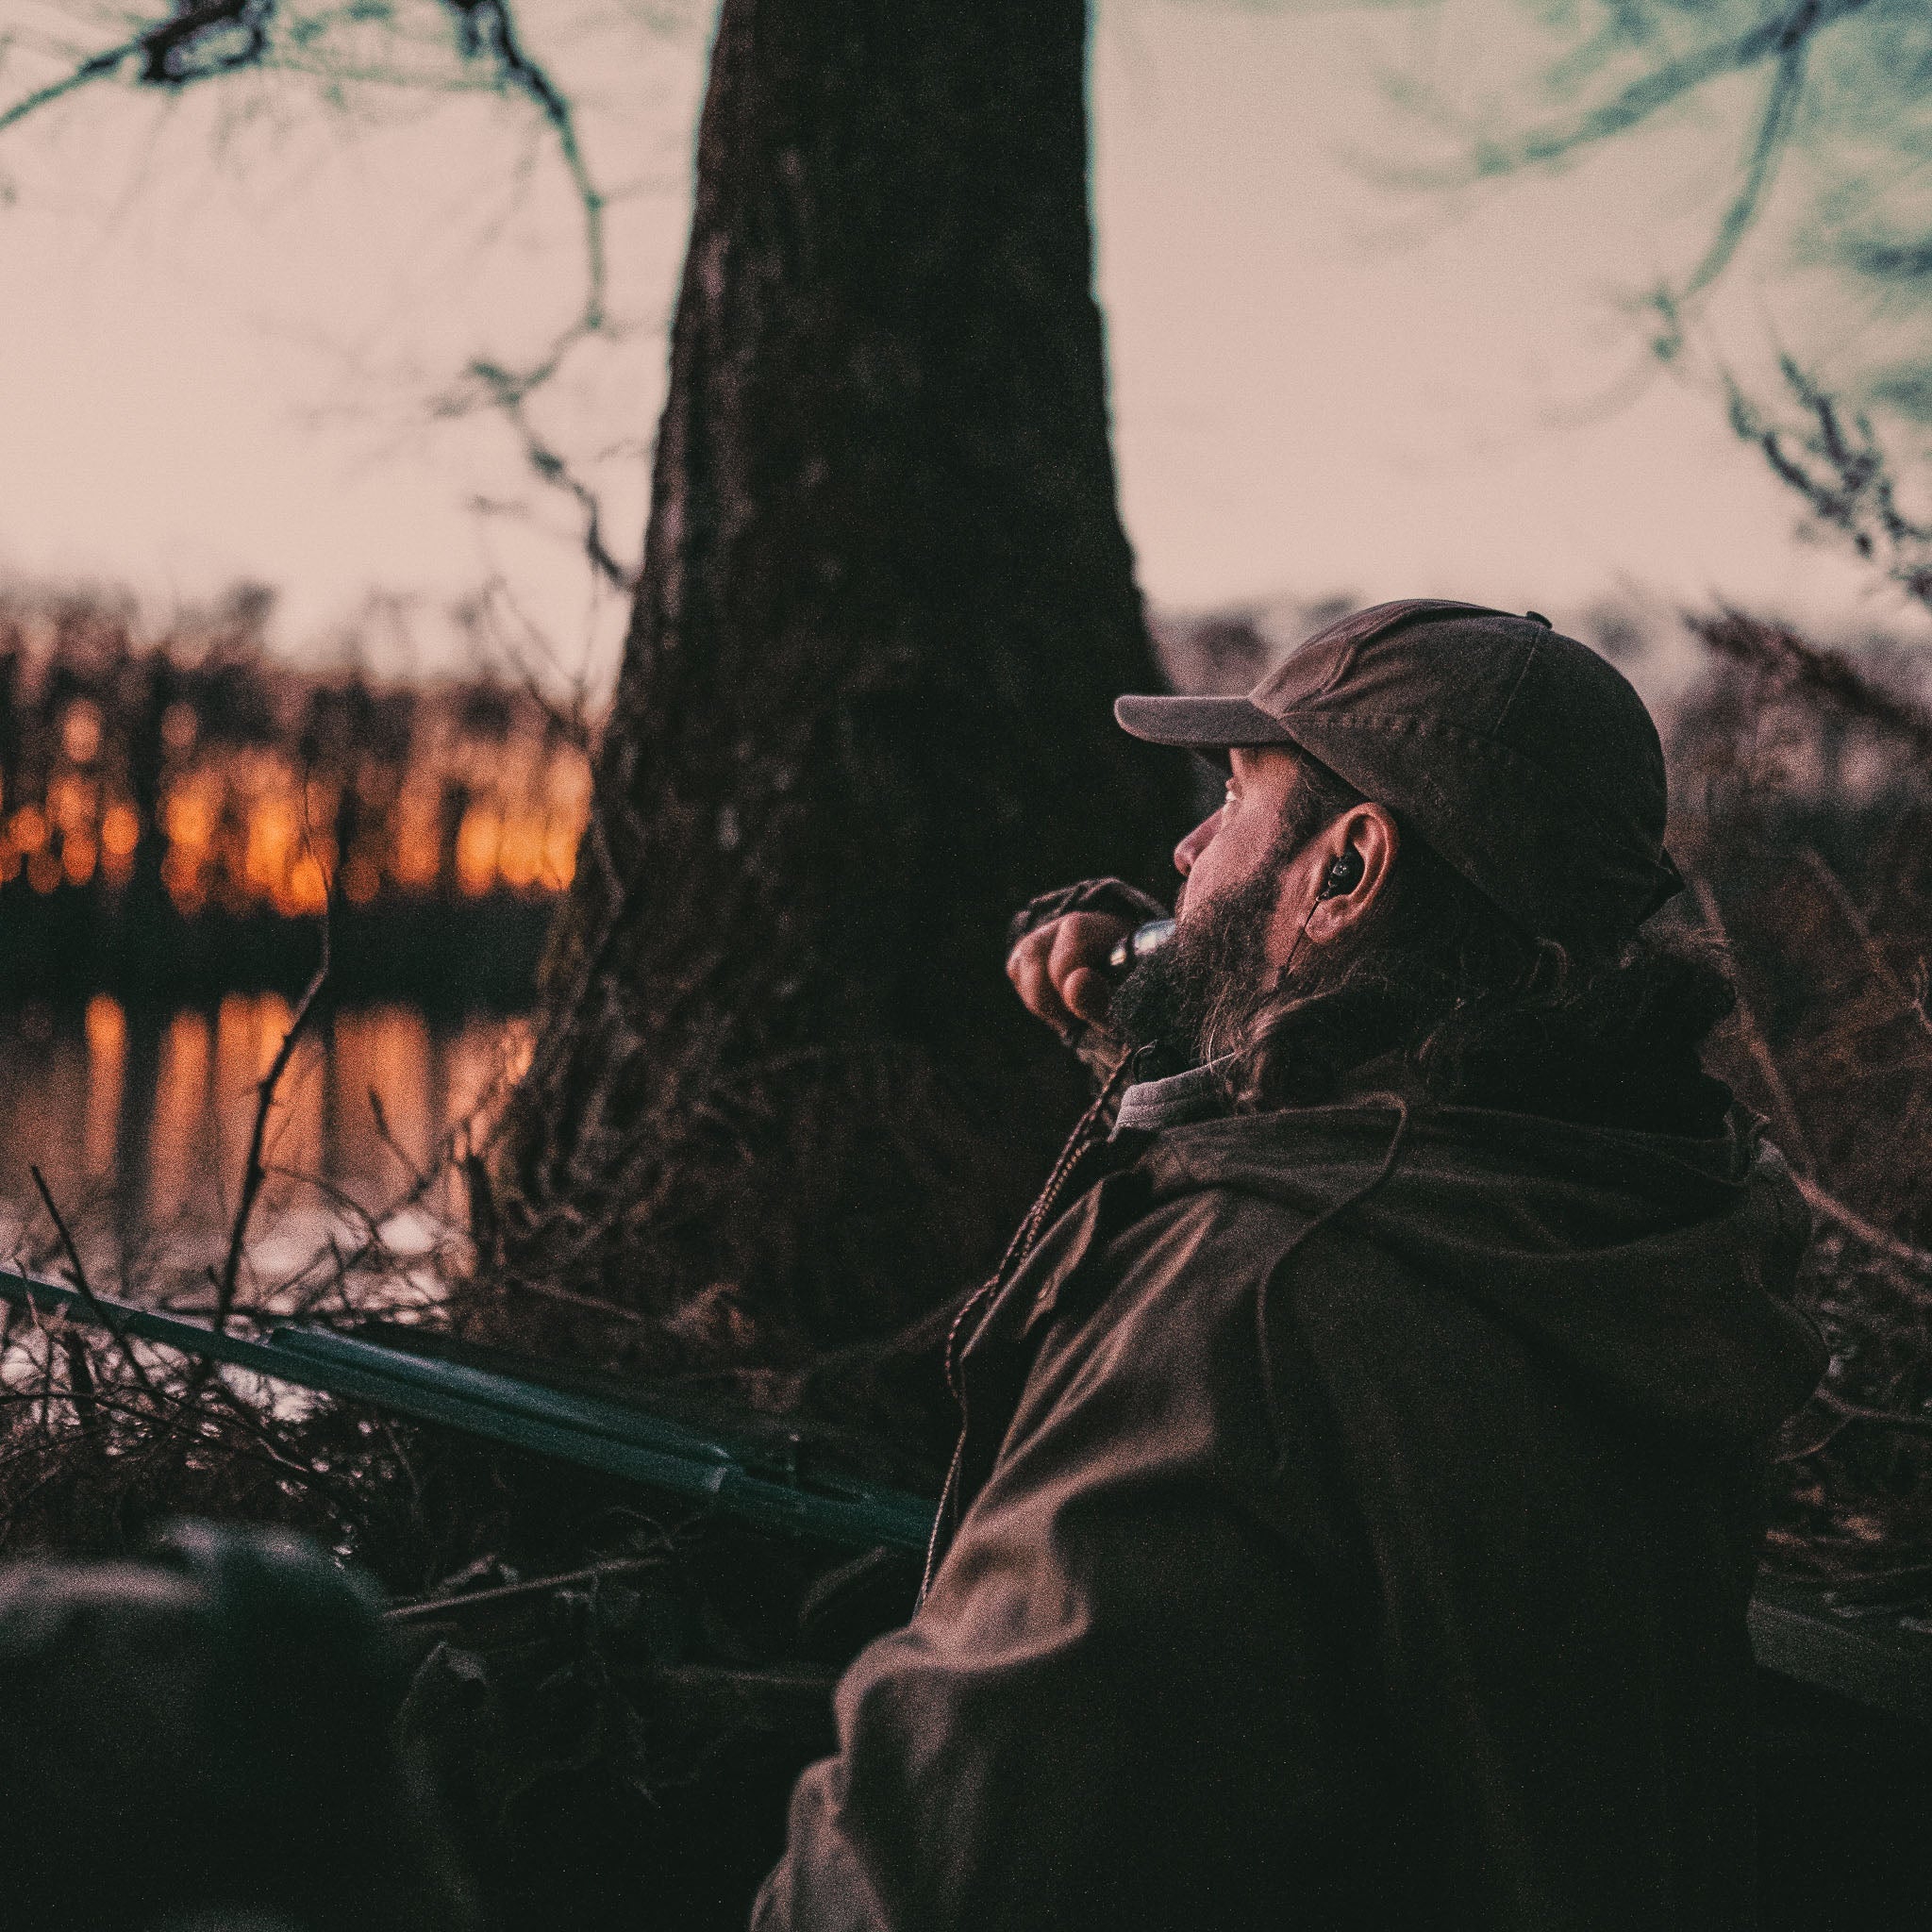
[{"left": 0, "top": 997, "right": 528, "bottom": 1310}]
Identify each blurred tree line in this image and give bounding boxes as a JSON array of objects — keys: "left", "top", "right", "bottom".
[{"left": 0, "top": 581, "right": 587, "bottom": 1004}]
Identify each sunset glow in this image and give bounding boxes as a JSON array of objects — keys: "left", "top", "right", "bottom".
[{"left": 0, "top": 610, "right": 591, "bottom": 922}]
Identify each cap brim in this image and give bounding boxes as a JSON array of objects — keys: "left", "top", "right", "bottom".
[{"left": 1113, "top": 694, "right": 1298, "bottom": 750}]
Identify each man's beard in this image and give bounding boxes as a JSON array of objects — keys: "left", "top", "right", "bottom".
[{"left": 1109, "top": 858, "right": 1286, "bottom": 1072}]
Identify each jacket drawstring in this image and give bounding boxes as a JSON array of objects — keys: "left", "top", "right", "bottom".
[{"left": 920, "top": 1054, "right": 1140, "bottom": 1603}]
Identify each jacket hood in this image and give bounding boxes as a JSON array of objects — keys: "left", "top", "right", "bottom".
[{"left": 1141, "top": 1099, "right": 1826, "bottom": 1442}]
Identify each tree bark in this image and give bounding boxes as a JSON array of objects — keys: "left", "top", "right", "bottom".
[{"left": 487, "top": 0, "right": 1182, "bottom": 1369}]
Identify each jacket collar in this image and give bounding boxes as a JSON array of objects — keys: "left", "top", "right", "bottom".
[{"left": 1111, "top": 1058, "right": 1232, "bottom": 1138}]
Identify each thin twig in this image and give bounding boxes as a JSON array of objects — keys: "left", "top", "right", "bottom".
[
  {"left": 260, "top": 1070, "right": 510, "bottom": 1324},
  {"left": 367, "top": 1088, "right": 429, "bottom": 1191},
  {"left": 1723, "top": 369, "right": 1932, "bottom": 614},
  {"left": 429, "top": 0, "right": 624, "bottom": 573},
  {"left": 212, "top": 924, "right": 331, "bottom": 1339},
  {"left": 497, "top": 1271, "right": 651, "bottom": 1326},
  {"left": 3, "top": 0, "right": 620, "bottom": 587},
  {"left": 58, "top": 1330, "right": 98, "bottom": 1428},
  {"left": 0, "top": 30, "right": 141, "bottom": 136},
  {"left": 386, "top": 1555, "right": 658, "bottom": 1624},
  {"left": 29, "top": 1165, "right": 158, "bottom": 1400},
  {"left": 1777, "top": 1413, "right": 1856, "bottom": 1462},
  {"left": 0, "top": 1, "right": 275, "bottom": 137},
  {"left": 469, "top": 394, "right": 638, "bottom": 592},
  {"left": 1467, "top": 0, "right": 1858, "bottom": 179}
]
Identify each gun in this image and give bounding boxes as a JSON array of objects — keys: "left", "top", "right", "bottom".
[{"left": 0, "top": 1266, "right": 937, "bottom": 1554}]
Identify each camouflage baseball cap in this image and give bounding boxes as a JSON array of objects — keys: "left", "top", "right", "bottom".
[{"left": 1114, "top": 599, "right": 1682, "bottom": 955}]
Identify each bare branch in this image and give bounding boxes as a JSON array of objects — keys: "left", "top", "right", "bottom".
[
  {"left": 366, "top": 1086, "right": 428, "bottom": 1191},
  {"left": 1466, "top": 2, "right": 1856, "bottom": 175},
  {"left": 387, "top": 1554, "right": 658, "bottom": 1623},
  {"left": 1674, "top": 23, "right": 1809, "bottom": 307},
  {"left": 0, "top": 2, "right": 278, "bottom": 137},
  {"left": 3, "top": 0, "right": 623, "bottom": 590},
  {"left": 1438, "top": 1, "right": 1877, "bottom": 348},
  {"left": 420, "top": 0, "right": 630, "bottom": 584},
  {"left": 0, "top": 30, "right": 142, "bottom": 137},
  {"left": 139, "top": 0, "right": 276, "bottom": 88},
  {"left": 1790, "top": 1171, "right": 1932, "bottom": 1281},
  {"left": 495, "top": 1268, "right": 652, "bottom": 1326},
  {"left": 1726, "top": 362, "right": 1932, "bottom": 612},
  {"left": 1809, "top": 1387, "right": 1932, "bottom": 1439},
  {"left": 444, "top": 0, "right": 605, "bottom": 325},
  {"left": 1687, "top": 874, "right": 1817, "bottom": 1171},
  {"left": 1844, "top": 234, "right": 1932, "bottom": 285},
  {"left": 432, "top": 0, "right": 610, "bottom": 412},
  {"left": 472, "top": 385, "right": 639, "bottom": 593},
  {"left": 211, "top": 920, "right": 330, "bottom": 1337}
]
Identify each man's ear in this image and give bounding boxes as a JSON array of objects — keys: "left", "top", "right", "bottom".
[{"left": 1307, "top": 804, "right": 1398, "bottom": 941}]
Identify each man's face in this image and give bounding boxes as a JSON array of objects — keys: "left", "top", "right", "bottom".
[
  {"left": 1111, "top": 748, "right": 1312, "bottom": 1065},
  {"left": 1174, "top": 747, "right": 1309, "bottom": 961}
]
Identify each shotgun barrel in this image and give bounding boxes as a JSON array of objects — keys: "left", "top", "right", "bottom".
[{"left": 0, "top": 1267, "right": 937, "bottom": 1554}]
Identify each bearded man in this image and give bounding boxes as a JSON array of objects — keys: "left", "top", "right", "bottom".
[{"left": 755, "top": 601, "right": 1825, "bottom": 1932}]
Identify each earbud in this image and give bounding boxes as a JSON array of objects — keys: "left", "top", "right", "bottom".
[{"left": 1320, "top": 851, "right": 1364, "bottom": 899}]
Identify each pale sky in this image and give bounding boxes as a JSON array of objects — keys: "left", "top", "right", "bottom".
[{"left": 0, "top": 0, "right": 1915, "bottom": 694}]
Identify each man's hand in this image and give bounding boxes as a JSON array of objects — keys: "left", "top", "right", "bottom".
[{"left": 1006, "top": 912, "right": 1133, "bottom": 1041}]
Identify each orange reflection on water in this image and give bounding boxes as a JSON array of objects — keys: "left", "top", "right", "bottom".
[
  {"left": 150, "top": 1008, "right": 213, "bottom": 1224},
  {"left": 257, "top": 1000, "right": 325, "bottom": 1190},
  {"left": 82, "top": 995, "right": 125, "bottom": 1180},
  {"left": 209, "top": 993, "right": 326, "bottom": 1208},
  {"left": 0, "top": 1001, "right": 523, "bottom": 1283},
  {"left": 331, "top": 1005, "right": 434, "bottom": 1180}
]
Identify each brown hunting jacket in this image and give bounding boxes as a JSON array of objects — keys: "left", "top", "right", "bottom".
[{"left": 754, "top": 1079, "right": 1825, "bottom": 1930}]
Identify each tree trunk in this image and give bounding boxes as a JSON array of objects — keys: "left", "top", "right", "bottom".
[{"left": 486, "top": 0, "right": 1182, "bottom": 1370}]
